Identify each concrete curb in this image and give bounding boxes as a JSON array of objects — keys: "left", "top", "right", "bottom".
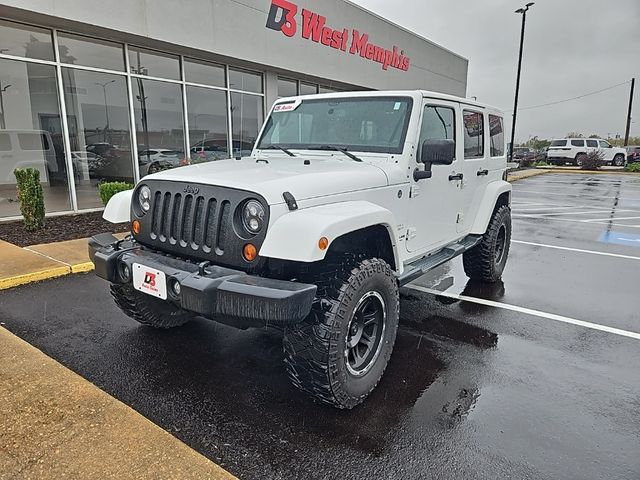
[
  {"left": 0, "top": 266, "right": 71, "bottom": 290},
  {"left": 0, "top": 326, "right": 237, "bottom": 479},
  {"left": 508, "top": 169, "right": 548, "bottom": 182},
  {"left": 542, "top": 168, "right": 640, "bottom": 176}
]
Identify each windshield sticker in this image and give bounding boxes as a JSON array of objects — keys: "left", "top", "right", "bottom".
[
  {"left": 393, "top": 102, "right": 401, "bottom": 110},
  {"left": 273, "top": 99, "right": 303, "bottom": 112}
]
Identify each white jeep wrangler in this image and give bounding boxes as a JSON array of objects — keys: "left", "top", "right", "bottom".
[{"left": 89, "top": 90, "right": 512, "bottom": 409}]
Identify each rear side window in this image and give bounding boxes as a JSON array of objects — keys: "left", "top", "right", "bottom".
[
  {"left": 463, "top": 110, "right": 484, "bottom": 158},
  {"left": 571, "top": 139, "right": 585, "bottom": 147},
  {"left": 550, "top": 140, "right": 566, "bottom": 147},
  {"left": 488, "top": 114, "right": 504, "bottom": 156},
  {"left": 586, "top": 140, "right": 598, "bottom": 148},
  {"left": 18, "top": 133, "right": 50, "bottom": 151},
  {"left": 0, "top": 133, "right": 11, "bottom": 151}
]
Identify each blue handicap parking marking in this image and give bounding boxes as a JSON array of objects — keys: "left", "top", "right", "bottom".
[{"left": 599, "top": 230, "right": 640, "bottom": 248}]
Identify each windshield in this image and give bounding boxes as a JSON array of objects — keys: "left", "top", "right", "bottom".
[{"left": 257, "top": 96, "right": 413, "bottom": 154}]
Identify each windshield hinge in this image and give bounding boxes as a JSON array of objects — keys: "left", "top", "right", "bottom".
[{"left": 283, "top": 191, "right": 298, "bottom": 211}]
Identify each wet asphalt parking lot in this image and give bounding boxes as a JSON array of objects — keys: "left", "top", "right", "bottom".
[{"left": 1, "top": 173, "right": 640, "bottom": 480}]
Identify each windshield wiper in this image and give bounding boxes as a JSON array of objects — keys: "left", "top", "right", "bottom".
[
  {"left": 261, "top": 145, "right": 296, "bottom": 157},
  {"left": 312, "top": 145, "right": 362, "bottom": 162}
]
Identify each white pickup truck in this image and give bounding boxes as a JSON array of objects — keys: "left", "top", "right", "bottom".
[{"left": 89, "top": 90, "right": 512, "bottom": 408}]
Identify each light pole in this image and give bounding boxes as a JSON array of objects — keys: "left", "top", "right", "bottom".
[
  {"left": 0, "top": 82, "right": 11, "bottom": 129},
  {"left": 509, "top": 2, "right": 534, "bottom": 159},
  {"left": 95, "top": 79, "right": 116, "bottom": 142}
]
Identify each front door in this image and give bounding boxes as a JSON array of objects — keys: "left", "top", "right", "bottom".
[{"left": 405, "top": 100, "right": 463, "bottom": 254}]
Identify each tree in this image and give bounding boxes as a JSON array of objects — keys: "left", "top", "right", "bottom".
[
  {"left": 588, "top": 134, "right": 600, "bottom": 138},
  {"left": 566, "top": 132, "right": 584, "bottom": 138}
]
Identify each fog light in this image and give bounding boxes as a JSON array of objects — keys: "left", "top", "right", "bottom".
[
  {"left": 243, "top": 243, "right": 257, "bottom": 262},
  {"left": 170, "top": 279, "right": 181, "bottom": 296},
  {"left": 118, "top": 262, "right": 131, "bottom": 282}
]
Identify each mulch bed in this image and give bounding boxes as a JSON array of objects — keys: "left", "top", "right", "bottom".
[{"left": 0, "top": 212, "right": 129, "bottom": 247}]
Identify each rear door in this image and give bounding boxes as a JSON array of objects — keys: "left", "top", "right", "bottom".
[{"left": 455, "top": 109, "right": 488, "bottom": 233}]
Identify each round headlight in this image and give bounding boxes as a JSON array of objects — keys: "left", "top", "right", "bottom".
[
  {"left": 242, "top": 200, "right": 265, "bottom": 234},
  {"left": 138, "top": 185, "right": 151, "bottom": 213}
]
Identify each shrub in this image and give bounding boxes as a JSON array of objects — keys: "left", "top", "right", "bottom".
[
  {"left": 625, "top": 162, "right": 640, "bottom": 173},
  {"left": 534, "top": 160, "right": 550, "bottom": 167},
  {"left": 14, "top": 168, "right": 45, "bottom": 231},
  {"left": 98, "top": 181, "right": 134, "bottom": 206},
  {"left": 580, "top": 150, "right": 605, "bottom": 170},
  {"left": 519, "top": 158, "right": 535, "bottom": 168}
]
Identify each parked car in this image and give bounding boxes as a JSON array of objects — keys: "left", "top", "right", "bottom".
[
  {"left": 512, "top": 147, "right": 536, "bottom": 163},
  {"left": 138, "top": 148, "right": 189, "bottom": 175},
  {"left": 625, "top": 146, "right": 640, "bottom": 163},
  {"left": 0, "top": 129, "right": 57, "bottom": 185},
  {"left": 91, "top": 89, "right": 512, "bottom": 409},
  {"left": 547, "top": 138, "right": 626, "bottom": 166}
]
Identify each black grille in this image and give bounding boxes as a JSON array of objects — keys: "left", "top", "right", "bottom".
[{"left": 133, "top": 181, "right": 268, "bottom": 268}]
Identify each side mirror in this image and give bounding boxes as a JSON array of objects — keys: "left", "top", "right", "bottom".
[{"left": 420, "top": 139, "right": 455, "bottom": 165}]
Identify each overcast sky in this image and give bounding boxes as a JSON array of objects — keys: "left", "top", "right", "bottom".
[{"left": 353, "top": 0, "right": 640, "bottom": 143}]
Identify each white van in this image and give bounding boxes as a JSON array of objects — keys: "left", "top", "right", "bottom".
[{"left": 0, "top": 129, "right": 58, "bottom": 185}]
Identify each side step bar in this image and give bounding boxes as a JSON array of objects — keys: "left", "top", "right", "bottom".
[{"left": 397, "top": 235, "right": 482, "bottom": 286}]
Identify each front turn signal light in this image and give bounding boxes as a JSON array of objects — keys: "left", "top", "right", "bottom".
[
  {"left": 132, "top": 220, "right": 141, "bottom": 235},
  {"left": 318, "top": 237, "right": 329, "bottom": 250},
  {"left": 243, "top": 243, "right": 257, "bottom": 262}
]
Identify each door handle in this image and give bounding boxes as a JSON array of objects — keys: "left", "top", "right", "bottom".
[
  {"left": 448, "top": 173, "right": 463, "bottom": 181},
  {"left": 477, "top": 169, "right": 489, "bottom": 176}
]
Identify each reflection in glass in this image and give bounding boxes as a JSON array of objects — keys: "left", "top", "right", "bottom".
[
  {"left": 184, "top": 58, "right": 225, "bottom": 87},
  {"left": 187, "top": 86, "right": 229, "bottom": 163},
  {"left": 277, "top": 77, "right": 297, "bottom": 98},
  {"left": 62, "top": 68, "right": 133, "bottom": 209},
  {"left": 0, "top": 58, "right": 71, "bottom": 217},
  {"left": 300, "top": 82, "right": 318, "bottom": 96},
  {"left": 0, "top": 20, "right": 54, "bottom": 61},
  {"left": 229, "top": 68, "right": 263, "bottom": 93},
  {"left": 128, "top": 46, "right": 180, "bottom": 80},
  {"left": 230, "top": 93, "right": 263, "bottom": 157},
  {"left": 131, "top": 78, "right": 186, "bottom": 176},
  {"left": 58, "top": 32, "right": 125, "bottom": 71}
]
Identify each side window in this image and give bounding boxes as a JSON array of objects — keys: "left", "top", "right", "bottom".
[
  {"left": 0, "top": 133, "right": 11, "bottom": 151},
  {"left": 418, "top": 104, "right": 455, "bottom": 146},
  {"left": 571, "top": 139, "right": 585, "bottom": 147},
  {"left": 488, "top": 114, "right": 504, "bottom": 157},
  {"left": 586, "top": 140, "right": 598, "bottom": 148},
  {"left": 599, "top": 140, "right": 610, "bottom": 148},
  {"left": 463, "top": 110, "right": 484, "bottom": 158}
]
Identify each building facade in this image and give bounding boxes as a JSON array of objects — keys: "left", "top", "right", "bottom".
[{"left": 0, "top": 0, "right": 468, "bottom": 219}]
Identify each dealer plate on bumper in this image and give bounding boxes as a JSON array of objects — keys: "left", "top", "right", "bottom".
[{"left": 132, "top": 263, "right": 167, "bottom": 300}]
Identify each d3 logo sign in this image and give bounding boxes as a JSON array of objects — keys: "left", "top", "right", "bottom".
[
  {"left": 144, "top": 272, "right": 156, "bottom": 287},
  {"left": 266, "top": 0, "right": 298, "bottom": 37}
]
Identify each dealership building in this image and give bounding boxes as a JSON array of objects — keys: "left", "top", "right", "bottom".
[{"left": 0, "top": 0, "right": 468, "bottom": 219}]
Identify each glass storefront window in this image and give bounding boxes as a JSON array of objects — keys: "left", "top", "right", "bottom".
[
  {"left": 229, "top": 68, "right": 263, "bottom": 94},
  {"left": 58, "top": 32, "right": 125, "bottom": 71},
  {"left": 300, "top": 82, "right": 318, "bottom": 96},
  {"left": 0, "top": 58, "right": 71, "bottom": 216},
  {"left": 230, "top": 92, "right": 263, "bottom": 157},
  {"left": 62, "top": 68, "right": 134, "bottom": 209},
  {"left": 319, "top": 86, "right": 339, "bottom": 94},
  {"left": 187, "top": 86, "right": 229, "bottom": 163},
  {"left": 128, "top": 46, "right": 181, "bottom": 80},
  {"left": 184, "top": 58, "right": 225, "bottom": 87},
  {"left": 277, "top": 77, "right": 298, "bottom": 98},
  {"left": 0, "top": 20, "right": 54, "bottom": 61},
  {"left": 131, "top": 78, "right": 186, "bottom": 176}
]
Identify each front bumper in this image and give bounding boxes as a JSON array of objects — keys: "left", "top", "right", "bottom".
[{"left": 88, "top": 233, "right": 317, "bottom": 329}]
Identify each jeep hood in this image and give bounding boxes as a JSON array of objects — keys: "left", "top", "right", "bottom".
[{"left": 146, "top": 156, "right": 389, "bottom": 205}]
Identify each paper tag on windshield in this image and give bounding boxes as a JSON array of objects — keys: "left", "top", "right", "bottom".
[
  {"left": 273, "top": 99, "right": 303, "bottom": 112},
  {"left": 393, "top": 102, "right": 401, "bottom": 110}
]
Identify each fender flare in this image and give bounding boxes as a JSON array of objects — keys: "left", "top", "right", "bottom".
[
  {"left": 103, "top": 189, "right": 132, "bottom": 223},
  {"left": 470, "top": 180, "right": 512, "bottom": 235},
  {"left": 260, "top": 201, "right": 402, "bottom": 271}
]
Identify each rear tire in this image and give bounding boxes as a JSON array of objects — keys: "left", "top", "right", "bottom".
[
  {"left": 283, "top": 257, "right": 399, "bottom": 409},
  {"left": 110, "top": 284, "right": 193, "bottom": 328},
  {"left": 463, "top": 205, "right": 511, "bottom": 283},
  {"left": 575, "top": 153, "right": 586, "bottom": 166},
  {"left": 613, "top": 154, "right": 625, "bottom": 167}
]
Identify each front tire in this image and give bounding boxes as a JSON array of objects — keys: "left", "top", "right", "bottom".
[
  {"left": 283, "top": 258, "right": 399, "bottom": 409},
  {"left": 575, "top": 153, "right": 586, "bottom": 166},
  {"left": 110, "top": 284, "right": 193, "bottom": 328},
  {"left": 613, "top": 154, "right": 625, "bottom": 167},
  {"left": 463, "top": 205, "right": 511, "bottom": 283}
]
